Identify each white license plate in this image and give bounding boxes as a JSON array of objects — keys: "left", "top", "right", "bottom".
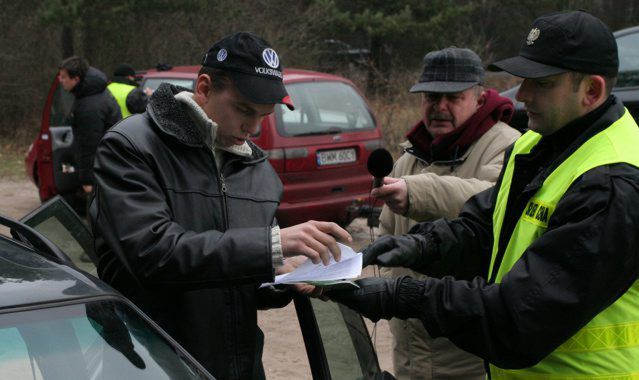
[{"left": 317, "top": 148, "right": 357, "bottom": 166}]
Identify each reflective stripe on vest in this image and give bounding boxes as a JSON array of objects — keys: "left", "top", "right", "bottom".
[
  {"left": 489, "top": 110, "right": 639, "bottom": 379},
  {"left": 107, "top": 82, "right": 135, "bottom": 118}
]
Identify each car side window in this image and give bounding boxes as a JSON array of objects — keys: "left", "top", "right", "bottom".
[
  {"left": 0, "top": 327, "right": 47, "bottom": 378},
  {"left": 617, "top": 30, "right": 639, "bottom": 88},
  {"left": 294, "top": 296, "right": 387, "bottom": 379},
  {"left": 0, "top": 301, "right": 212, "bottom": 379},
  {"left": 20, "top": 195, "right": 97, "bottom": 275},
  {"left": 311, "top": 298, "right": 380, "bottom": 378},
  {"left": 142, "top": 78, "right": 195, "bottom": 91},
  {"left": 275, "top": 81, "right": 375, "bottom": 137},
  {"left": 50, "top": 84, "right": 74, "bottom": 126}
]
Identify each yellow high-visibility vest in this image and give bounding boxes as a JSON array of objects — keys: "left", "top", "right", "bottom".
[
  {"left": 107, "top": 82, "right": 136, "bottom": 118},
  {"left": 489, "top": 110, "right": 639, "bottom": 379}
]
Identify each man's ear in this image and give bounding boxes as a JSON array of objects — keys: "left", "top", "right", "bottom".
[
  {"left": 476, "top": 90, "right": 487, "bottom": 108},
  {"left": 583, "top": 75, "right": 606, "bottom": 109},
  {"left": 193, "top": 74, "right": 212, "bottom": 103}
]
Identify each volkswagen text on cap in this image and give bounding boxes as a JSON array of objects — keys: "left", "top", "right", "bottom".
[
  {"left": 488, "top": 10, "right": 618, "bottom": 79},
  {"left": 201, "top": 32, "right": 294, "bottom": 110},
  {"left": 410, "top": 47, "right": 485, "bottom": 94}
]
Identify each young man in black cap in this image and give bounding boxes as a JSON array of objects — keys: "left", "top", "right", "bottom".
[
  {"left": 327, "top": 10, "right": 639, "bottom": 378},
  {"left": 371, "top": 47, "right": 519, "bottom": 380},
  {"left": 90, "top": 32, "right": 351, "bottom": 379}
]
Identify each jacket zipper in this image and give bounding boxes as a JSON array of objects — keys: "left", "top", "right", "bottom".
[
  {"left": 219, "top": 159, "right": 243, "bottom": 378},
  {"left": 206, "top": 149, "right": 229, "bottom": 230},
  {"left": 209, "top": 151, "right": 239, "bottom": 376},
  {"left": 219, "top": 171, "right": 229, "bottom": 229}
]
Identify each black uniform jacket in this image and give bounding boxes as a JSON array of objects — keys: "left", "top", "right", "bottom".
[
  {"left": 396, "top": 97, "right": 639, "bottom": 369},
  {"left": 71, "top": 67, "right": 121, "bottom": 185},
  {"left": 91, "top": 84, "right": 286, "bottom": 379}
]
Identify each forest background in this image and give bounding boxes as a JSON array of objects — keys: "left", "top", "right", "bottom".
[{"left": 2, "top": 0, "right": 639, "bottom": 162}]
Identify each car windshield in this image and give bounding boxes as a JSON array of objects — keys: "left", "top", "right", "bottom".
[
  {"left": 275, "top": 81, "right": 375, "bottom": 137},
  {"left": 617, "top": 30, "right": 639, "bottom": 88},
  {"left": 143, "top": 78, "right": 195, "bottom": 91},
  {"left": 0, "top": 299, "right": 211, "bottom": 379}
]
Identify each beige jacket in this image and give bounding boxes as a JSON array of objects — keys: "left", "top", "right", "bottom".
[
  {"left": 380, "top": 121, "right": 520, "bottom": 236},
  {"left": 379, "top": 121, "right": 520, "bottom": 380}
]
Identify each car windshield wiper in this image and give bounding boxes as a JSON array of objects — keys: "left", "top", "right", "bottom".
[{"left": 294, "top": 126, "right": 343, "bottom": 137}]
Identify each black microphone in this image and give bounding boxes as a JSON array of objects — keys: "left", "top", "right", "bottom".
[{"left": 367, "top": 148, "right": 393, "bottom": 188}]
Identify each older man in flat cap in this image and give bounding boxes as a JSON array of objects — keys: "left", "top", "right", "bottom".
[{"left": 371, "top": 46, "right": 519, "bottom": 379}]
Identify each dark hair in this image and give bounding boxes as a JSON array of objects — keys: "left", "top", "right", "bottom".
[
  {"left": 59, "top": 56, "right": 89, "bottom": 80},
  {"left": 570, "top": 72, "right": 617, "bottom": 96},
  {"left": 198, "top": 66, "right": 233, "bottom": 92},
  {"left": 603, "top": 76, "right": 617, "bottom": 96}
]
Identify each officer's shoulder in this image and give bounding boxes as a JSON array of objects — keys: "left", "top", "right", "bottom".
[{"left": 574, "top": 163, "right": 639, "bottom": 193}]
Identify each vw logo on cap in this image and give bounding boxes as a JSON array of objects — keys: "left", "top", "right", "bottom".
[
  {"left": 262, "top": 48, "right": 279, "bottom": 69},
  {"left": 217, "top": 49, "right": 228, "bottom": 62}
]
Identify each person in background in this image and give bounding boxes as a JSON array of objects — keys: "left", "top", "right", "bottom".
[
  {"left": 329, "top": 10, "right": 639, "bottom": 378},
  {"left": 371, "top": 47, "right": 519, "bottom": 379},
  {"left": 107, "top": 63, "right": 150, "bottom": 117},
  {"left": 58, "top": 56, "right": 121, "bottom": 210}
]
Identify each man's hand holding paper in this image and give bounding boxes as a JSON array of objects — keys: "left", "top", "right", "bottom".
[{"left": 263, "top": 243, "right": 362, "bottom": 290}]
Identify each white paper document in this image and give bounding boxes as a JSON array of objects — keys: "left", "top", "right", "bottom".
[{"left": 261, "top": 243, "right": 362, "bottom": 289}]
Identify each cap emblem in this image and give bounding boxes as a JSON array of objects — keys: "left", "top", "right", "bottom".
[
  {"left": 217, "top": 49, "right": 228, "bottom": 62},
  {"left": 262, "top": 48, "right": 279, "bottom": 69},
  {"left": 526, "top": 28, "right": 540, "bottom": 46}
]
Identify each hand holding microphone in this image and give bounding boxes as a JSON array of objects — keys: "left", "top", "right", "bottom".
[
  {"left": 367, "top": 148, "right": 393, "bottom": 188},
  {"left": 367, "top": 149, "right": 409, "bottom": 216}
]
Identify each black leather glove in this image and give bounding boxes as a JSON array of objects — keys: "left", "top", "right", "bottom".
[
  {"left": 326, "top": 276, "right": 408, "bottom": 322},
  {"left": 362, "top": 234, "right": 431, "bottom": 269}
]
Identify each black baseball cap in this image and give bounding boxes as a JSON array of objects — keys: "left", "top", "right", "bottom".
[
  {"left": 114, "top": 63, "right": 135, "bottom": 77},
  {"left": 410, "top": 47, "right": 484, "bottom": 93},
  {"left": 488, "top": 10, "right": 618, "bottom": 78},
  {"left": 201, "top": 32, "right": 294, "bottom": 110}
]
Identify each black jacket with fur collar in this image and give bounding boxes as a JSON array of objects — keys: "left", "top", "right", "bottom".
[{"left": 91, "top": 83, "right": 285, "bottom": 379}]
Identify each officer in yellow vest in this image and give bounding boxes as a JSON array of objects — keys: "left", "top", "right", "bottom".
[
  {"left": 328, "top": 10, "right": 639, "bottom": 379},
  {"left": 107, "top": 63, "right": 138, "bottom": 118}
]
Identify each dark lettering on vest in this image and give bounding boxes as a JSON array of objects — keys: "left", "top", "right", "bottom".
[
  {"left": 536, "top": 206, "right": 549, "bottom": 224},
  {"left": 525, "top": 202, "right": 539, "bottom": 217},
  {"left": 523, "top": 199, "right": 555, "bottom": 228}
]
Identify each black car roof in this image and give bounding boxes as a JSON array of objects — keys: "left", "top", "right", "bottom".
[{"left": 0, "top": 235, "right": 117, "bottom": 311}]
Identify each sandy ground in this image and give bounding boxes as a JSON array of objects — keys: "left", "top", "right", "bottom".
[{"left": 0, "top": 179, "right": 394, "bottom": 379}]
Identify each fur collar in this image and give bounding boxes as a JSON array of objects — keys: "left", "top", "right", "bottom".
[{"left": 148, "top": 83, "right": 260, "bottom": 160}]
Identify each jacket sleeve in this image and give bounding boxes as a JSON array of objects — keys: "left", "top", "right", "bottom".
[
  {"left": 404, "top": 173, "right": 494, "bottom": 221},
  {"left": 92, "top": 130, "right": 275, "bottom": 289},
  {"left": 396, "top": 164, "right": 639, "bottom": 368},
  {"left": 405, "top": 126, "right": 518, "bottom": 221},
  {"left": 408, "top": 184, "right": 496, "bottom": 280}
]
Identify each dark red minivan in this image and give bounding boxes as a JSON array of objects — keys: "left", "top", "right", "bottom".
[{"left": 26, "top": 66, "right": 383, "bottom": 226}]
